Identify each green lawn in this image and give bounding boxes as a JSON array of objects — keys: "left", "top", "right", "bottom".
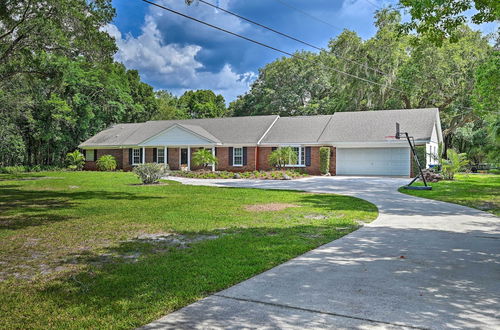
[
  {"left": 399, "top": 174, "right": 500, "bottom": 216},
  {"left": 0, "top": 171, "right": 377, "bottom": 329}
]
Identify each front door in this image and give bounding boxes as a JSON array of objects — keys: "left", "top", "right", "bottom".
[{"left": 180, "top": 148, "right": 188, "bottom": 165}]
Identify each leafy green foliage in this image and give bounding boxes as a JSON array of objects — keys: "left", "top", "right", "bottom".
[
  {"left": 133, "top": 163, "right": 168, "bottom": 184},
  {"left": 398, "top": 0, "right": 499, "bottom": 45},
  {"left": 151, "top": 90, "right": 188, "bottom": 120},
  {"left": 0, "top": 0, "right": 116, "bottom": 80},
  {"left": 319, "top": 147, "right": 331, "bottom": 175},
  {"left": 442, "top": 149, "right": 469, "bottom": 180},
  {"left": 0, "top": 122, "right": 25, "bottom": 166},
  {"left": 191, "top": 149, "right": 218, "bottom": 168},
  {"left": 473, "top": 51, "right": 500, "bottom": 153},
  {"left": 179, "top": 90, "right": 227, "bottom": 118},
  {"left": 96, "top": 155, "right": 117, "bottom": 171},
  {"left": 268, "top": 147, "right": 297, "bottom": 169},
  {"left": 0, "top": 166, "right": 28, "bottom": 174},
  {"left": 65, "top": 150, "right": 85, "bottom": 171}
]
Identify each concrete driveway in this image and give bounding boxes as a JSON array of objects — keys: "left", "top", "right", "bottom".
[{"left": 144, "top": 176, "right": 500, "bottom": 329}]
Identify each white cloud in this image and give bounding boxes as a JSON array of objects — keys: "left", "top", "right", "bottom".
[{"left": 103, "top": 2, "right": 256, "bottom": 103}]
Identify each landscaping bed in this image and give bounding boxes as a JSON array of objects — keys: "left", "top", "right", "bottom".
[
  {"left": 0, "top": 171, "right": 377, "bottom": 329},
  {"left": 169, "top": 169, "right": 308, "bottom": 180},
  {"left": 399, "top": 174, "right": 499, "bottom": 216}
]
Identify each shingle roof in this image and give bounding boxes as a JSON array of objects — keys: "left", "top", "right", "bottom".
[
  {"left": 79, "top": 115, "right": 279, "bottom": 147},
  {"left": 318, "top": 108, "right": 439, "bottom": 143},
  {"left": 79, "top": 108, "right": 439, "bottom": 147},
  {"left": 260, "top": 115, "right": 333, "bottom": 144}
]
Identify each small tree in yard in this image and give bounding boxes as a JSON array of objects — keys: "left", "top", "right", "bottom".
[
  {"left": 442, "top": 149, "right": 469, "bottom": 180},
  {"left": 66, "top": 150, "right": 85, "bottom": 171},
  {"left": 319, "top": 147, "right": 330, "bottom": 175},
  {"left": 134, "top": 163, "right": 169, "bottom": 184},
  {"left": 192, "top": 149, "right": 218, "bottom": 169},
  {"left": 96, "top": 155, "right": 117, "bottom": 171},
  {"left": 268, "top": 147, "right": 297, "bottom": 169}
]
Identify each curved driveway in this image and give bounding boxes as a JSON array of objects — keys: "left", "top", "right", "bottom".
[{"left": 144, "top": 176, "right": 500, "bottom": 329}]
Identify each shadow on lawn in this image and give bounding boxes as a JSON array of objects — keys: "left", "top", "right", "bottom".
[
  {"left": 0, "top": 185, "right": 163, "bottom": 230},
  {"left": 35, "top": 225, "right": 500, "bottom": 329}
]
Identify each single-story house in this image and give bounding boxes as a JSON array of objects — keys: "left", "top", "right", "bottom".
[{"left": 79, "top": 108, "right": 442, "bottom": 177}]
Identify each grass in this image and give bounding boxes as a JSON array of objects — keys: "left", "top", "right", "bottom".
[
  {"left": 399, "top": 174, "right": 500, "bottom": 216},
  {"left": 0, "top": 171, "right": 377, "bottom": 329}
]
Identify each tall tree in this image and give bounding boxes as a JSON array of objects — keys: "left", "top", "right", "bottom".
[
  {"left": 399, "top": 0, "right": 499, "bottom": 45},
  {"left": 0, "top": 0, "right": 116, "bottom": 81},
  {"left": 179, "top": 90, "right": 227, "bottom": 118},
  {"left": 151, "top": 91, "right": 188, "bottom": 120}
]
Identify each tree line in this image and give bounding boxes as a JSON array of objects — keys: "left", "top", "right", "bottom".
[
  {"left": 0, "top": 0, "right": 228, "bottom": 167},
  {"left": 1, "top": 1, "right": 498, "bottom": 167},
  {"left": 229, "top": 10, "right": 499, "bottom": 163}
]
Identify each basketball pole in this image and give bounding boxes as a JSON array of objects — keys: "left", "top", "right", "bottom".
[{"left": 395, "top": 122, "right": 432, "bottom": 190}]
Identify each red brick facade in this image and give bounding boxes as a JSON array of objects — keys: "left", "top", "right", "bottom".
[
  {"left": 83, "top": 146, "right": 337, "bottom": 175},
  {"left": 84, "top": 148, "right": 128, "bottom": 171},
  {"left": 215, "top": 147, "right": 257, "bottom": 172}
]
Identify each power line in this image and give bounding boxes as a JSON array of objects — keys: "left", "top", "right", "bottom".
[
  {"left": 198, "top": 0, "right": 390, "bottom": 76},
  {"left": 362, "top": 0, "right": 383, "bottom": 10},
  {"left": 141, "top": 0, "right": 405, "bottom": 93},
  {"left": 200, "top": 0, "right": 319, "bottom": 51},
  {"left": 272, "top": 0, "right": 344, "bottom": 32}
]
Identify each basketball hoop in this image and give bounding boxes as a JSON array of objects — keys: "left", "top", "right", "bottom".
[{"left": 395, "top": 122, "right": 432, "bottom": 190}]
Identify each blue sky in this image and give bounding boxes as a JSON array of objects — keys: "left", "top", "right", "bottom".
[{"left": 108, "top": 0, "right": 497, "bottom": 103}]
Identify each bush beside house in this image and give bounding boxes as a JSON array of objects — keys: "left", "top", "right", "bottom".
[
  {"left": 319, "top": 147, "right": 330, "bottom": 175},
  {"left": 66, "top": 151, "right": 85, "bottom": 171},
  {"left": 268, "top": 147, "right": 297, "bottom": 169},
  {"left": 96, "top": 155, "right": 117, "bottom": 171},
  {"left": 192, "top": 149, "right": 218, "bottom": 169}
]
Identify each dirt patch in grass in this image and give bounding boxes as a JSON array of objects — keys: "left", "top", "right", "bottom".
[
  {"left": 134, "top": 232, "right": 221, "bottom": 247},
  {"left": 244, "top": 203, "right": 300, "bottom": 212},
  {"left": 303, "top": 214, "right": 328, "bottom": 220}
]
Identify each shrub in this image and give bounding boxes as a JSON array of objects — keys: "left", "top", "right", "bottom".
[
  {"left": 0, "top": 165, "right": 28, "bottom": 174},
  {"left": 65, "top": 150, "right": 85, "bottom": 171},
  {"left": 29, "top": 165, "right": 42, "bottom": 172},
  {"left": 268, "top": 147, "right": 297, "bottom": 169},
  {"left": 133, "top": 163, "right": 169, "bottom": 184},
  {"left": 442, "top": 149, "right": 469, "bottom": 180},
  {"left": 192, "top": 149, "right": 218, "bottom": 169},
  {"left": 319, "top": 147, "right": 330, "bottom": 175},
  {"left": 96, "top": 155, "right": 117, "bottom": 171}
]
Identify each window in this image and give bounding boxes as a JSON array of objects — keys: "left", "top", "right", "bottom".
[
  {"left": 85, "top": 150, "right": 95, "bottom": 161},
  {"left": 233, "top": 147, "right": 243, "bottom": 166},
  {"left": 286, "top": 146, "right": 305, "bottom": 166},
  {"left": 132, "top": 148, "right": 141, "bottom": 164},
  {"left": 157, "top": 148, "right": 165, "bottom": 163}
]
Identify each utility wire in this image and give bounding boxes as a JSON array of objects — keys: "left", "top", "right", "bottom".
[
  {"left": 141, "top": 0, "right": 405, "bottom": 93},
  {"left": 272, "top": 0, "right": 344, "bottom": 32},
  {"left": 198, "top": 0, "right": 390, "bottom": 76},
  {"left": 362, "top": 0, "right": 383, "bottom": 10}
]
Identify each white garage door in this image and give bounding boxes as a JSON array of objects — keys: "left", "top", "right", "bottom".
[{"left": 336, "top": 147, "right": 410, "bottom": 176}]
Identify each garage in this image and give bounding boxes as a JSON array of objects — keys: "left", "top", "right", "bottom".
[{"left": 336, "top": 147, "right": 410, "bottom": 176}]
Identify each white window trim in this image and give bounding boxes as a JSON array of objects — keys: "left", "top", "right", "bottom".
[
  {"left": 132, "top": 148, "right": 141, "bottom": 165},
  {"left": 282, "top": 146, "right": 306, "bottom": 167},
  {"left": 233, "top": 147, "right": 243, "bottom": 167},
  {"left": 156, "top": 147, "right": 166, "bottom": 164}
]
